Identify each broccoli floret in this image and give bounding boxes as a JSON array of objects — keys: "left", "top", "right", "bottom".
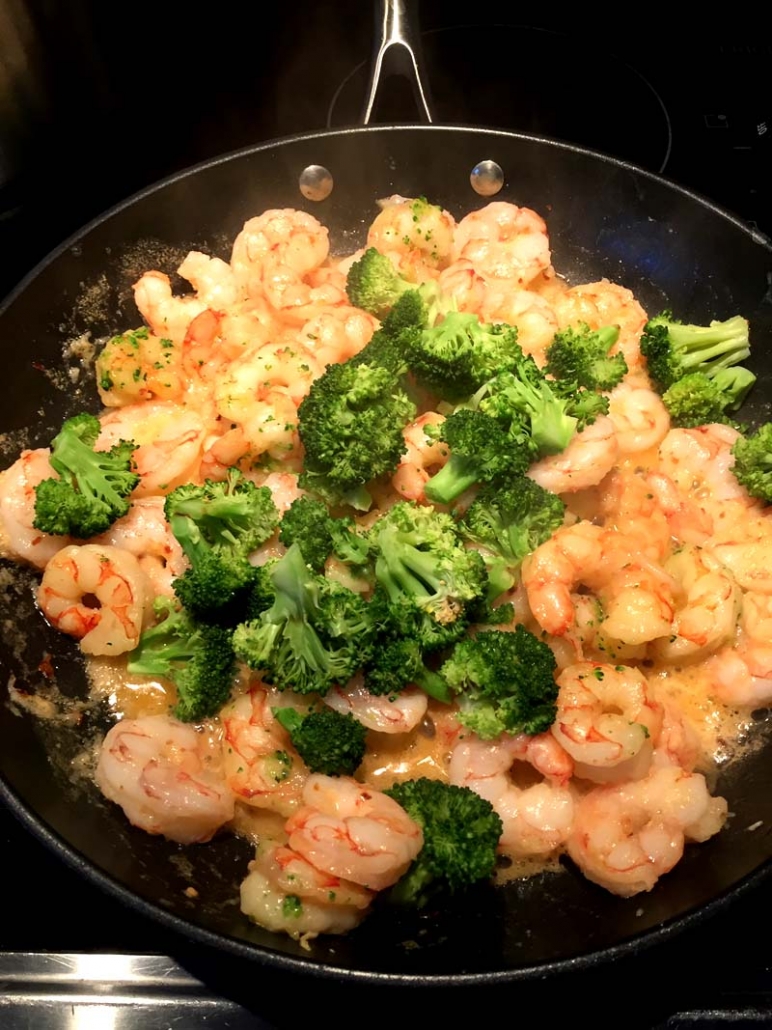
[
  {"left": 273, "top": 706, "right": 366, "bottom": 776},
  {"left": 278, "top": 496, "right": 370, "bottom": 574},
  {"left": 385, "top": 778, "right": 503, "bottom": 908},
  {"left": 408, "top": 313, "right": 522, "bottom": 403},
  {"left": 232, "top": 544, "right": 374, "bottom": 695},
  {"left": 346, "top": 249, "right": 453, "bottom": 326},
  {"left": 33, "top": 412, "right": 138, "bottom": 538},
  {"left": 367, "top": 502, "right": 487, "bottom": 649},
  {"left": 640, "top": 311, "right": 750, "bottom": 392},
  {"left": 545, "top": 323, "right": 627, "bottom": 391},
  {"left": 661, "top": 368, "right": 757, "bottom": 428},
  {"left": 479, "top": 360, "right": 580, "bottom": 456},
  {"left": 297, "top": 360, "right": 416, "bottom": 510},
  {"left": 731, "top": 423, "right": 772, "bottom": 502},
  {"left": 423, "top": 409, "right": 535, "bottom": 506},
  {"left": 127, "top": 598, "right": 236, "bottom": 722},
  {"left": 441, "top": 625, "right": 558, "bottom": 739},
  {"left": 460, "top": 478, "right": 566, "bottom": 569},
  {"left": 363, "top": 634, "right": 452, "bottom": 702},
  {"left": 164, "top": 469, "right": 279, "bottom": 622}
]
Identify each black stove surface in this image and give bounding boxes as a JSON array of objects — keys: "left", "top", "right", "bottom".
[{"left": 1, "top": 5, "right": 770, "bottom": 1026}]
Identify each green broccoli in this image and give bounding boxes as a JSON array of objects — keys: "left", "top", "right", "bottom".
[
  {"left": 346, "top": 247, "right": 453, "bottom": 325},
  {"left": 661, "top": 368, "right": 757, "bottom": 428},
  {"left": 297, "top": 359, "right": 416, "bottom": 510},
  {"left": 367, "top": 502, "right": 488, "bottom": 650},
  {"left": 127, "top": 598, "right": 236, "bottom": 722},
  {"left": 640, "top": 311, "right": 750, "bottom": 392},
  {"left": 423, "top": 409, "right": 536, "bottom": 506},
  {"left": 33, "top": 412, "right": 138, "bottom": 538},
  {"left": 407, "top": 313, "right": 522, "bottom": 402},
  {"left": 363, "top": 632, "right": 452, "bottom": 703},
  {"left": 441, "top": 625, "right": 558, "bottom": 739},
  {"left": 385, "top": 778, "right": 503, "bottom": 908},
  {"left": 545, "top": 322, "right": 627, "bottom": 391},
  {"left": 460, "top": 478, "right": 566, "bottom": 569},
  {"left": 278, "top": 496, "right": 370, "bottom": 574},
  {"left": 731, "top": 423, "right": 772, "bottom": 502},
  {"left": 164, "top": 469, "right": 279, "bottom": 622},
  {"left": 272, "top": 706, "right": 366, "bottom": 776},
  {"left": 479, "top": 358, "right": 603, "bottom": 457},
  {"left": 232, "top": 543, "right": 374, "bottom": 695}
]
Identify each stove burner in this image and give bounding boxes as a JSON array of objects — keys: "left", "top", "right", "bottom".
[{"left": 327, "top": 24, "right": 672, "bottom": 175}]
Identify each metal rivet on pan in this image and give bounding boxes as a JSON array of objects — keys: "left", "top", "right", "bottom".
[
  {"left": 299, "top": 165, "right": 334, "bottom": 202},
  {"left": 470, "top": 160, "right": 504, "bottom": 197}
]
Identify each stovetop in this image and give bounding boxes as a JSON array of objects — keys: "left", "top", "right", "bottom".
[{"left": 1, "top": 5, "right": 770, "bottom": 1026}]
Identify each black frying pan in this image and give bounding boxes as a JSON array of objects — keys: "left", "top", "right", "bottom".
[{"left": 1, "top": 2, "right": 772, "bottom": 987}]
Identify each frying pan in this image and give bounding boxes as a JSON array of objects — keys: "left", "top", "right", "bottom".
[{"left": 1, "top": 0, "right": 772, "bottom": 986}]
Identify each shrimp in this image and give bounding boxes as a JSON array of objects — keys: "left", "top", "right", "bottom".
[
  {"left": 451, "top": 203, "right": 551, "bottom": 287},
  {"left": 257, "top": 471, "right": 305, "bottom": 514},
  {"left": 133, "top": 271, "right": 207, "bottom": 345},
  {"left": 522, "top": 522, "right": 676, "bottom": 645},
  {"left": 231, "top": 209, "right": 330, "bottom": 298},
  {"left": 651, "top": 699, "right": 701, "bottom": 772},
  {"left": 526, "top": 416, "right": 619, "bottom": 494},
  {"left": 94, "top": 496, "right": 187, "bottom": 598},
  {"left": 240, "top": 841, "right": 372, "bottom": 940},
  {"left": 181, "top": 304, "right": 275, "bottom": 384},
  {"left": 0, "top": 448, "right": 71, "bottom": 568},
  {"left": 285, "top": 774, "right": 423, "bottom": 891},
  {"left": 449, "top": 733, "right": 575, "bottom": 857},
  {"left": 598, "top": 469, "right": 672, "bottom": 561},
  {"left": 607, "top": 382, "right": 670, "bottom": 455},
  {"left": 324, "top": 676, "right": 428, "bottom": 734},
  {"left": 177, "top": 250, "right": 239, "bottom": 308},
  {"left": 566, "top": 766, "right": 727, "bottom": 896},
  {"left": 37, "top": 544, "right": 149, "bottom": 655},
  {"left": 96, "top": 327, "right": 184, "bottom": 407},
  {"left": 658, "top": 424, "right": 756, "bottom": 516},
  {"left": 551, "top": 662, "right": 663, "bottom": 779},
  {"left": 707, "top": 505, "right": 772, "bottom": 594},
  {"left": 706, "top": 591, "right": 772, "bottom": 706},
  {"left": 438, "top": 259, "right": 487, "bottom": 314},
  {"left": 553, "top": 280, "right": 647, "bottom": 369},
  {"left": 221, "top": 686, "right": 309, "bottom": 816},
  {"left": 391, "top": 412, "right": 448, "bottom": 504},
  {"left": 97, "top": 402, "right": 209, "bottom": 497},
  {"left": 296, "top": 307, "right": 377, "bottom": 367},
  {"left": 368, "top": 196, "right": 455, "bottom": 276},
  {"left": 645, "top": 471, "right": 714, "bottom": 547},
  {"left": 480, "top": 288, "right": 559, "bottom": 364},
  {"left": 95, "top": 714, "right": 235, "bottom": 844},
  {"left": 653, "top": 546, "right": 740, "bottom": 662}
]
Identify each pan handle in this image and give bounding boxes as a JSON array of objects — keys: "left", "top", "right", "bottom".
[{"left": 362, "top": 0, "right": 433, "bottom": 125}]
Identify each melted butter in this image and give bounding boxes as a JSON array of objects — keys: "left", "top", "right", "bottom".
[{"left": 88, "top": 655, "right": 175, "bottom": 719}]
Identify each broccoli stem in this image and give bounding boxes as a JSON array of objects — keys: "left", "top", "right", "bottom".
[{"left": 423, "top": 455, "right": 479, "bottom": 506}]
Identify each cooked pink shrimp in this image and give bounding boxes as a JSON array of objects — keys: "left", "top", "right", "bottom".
[
  {"left": 551, "top": 662, "right": 662, "bottom": 779},
  {"left": 607, "top": 382, "right": 670, "bottom": 454},
  {"left": 438, "top": 259, "right": 487, "bottom": 313},
  {"left": 0, "top": 448, "right": 71, "bottom": 568},
  {"left": 553, "top": 280, "right": 647, "bottom": 368},
  {"left": 177, "top": 250, "right": 239, "bottom": 308},
  {"left": 567, "top": 766, "right": 727, "bottom": 897},
  {"left": 286, "top": 774, "right": 423, "bottom": 891},
  {"left": 221, "top": 686, "right": 309, "bottom": 816},
  {"left": 231, "top": 209, "right": 330, "bottom": 298},
  {"left": 654, "top": 546, "right": 740, "bottom": 662},
  {"left": 706, "top": 505, "right": 772, "bottom": 594},
  {"left": 707, "top": 591, "right": 772, "bottom": 706},
  {"left": 651, "top": 699, "right": 701, "bottom": 772},
  {"left": 257, "top": 471, "right": 305, "bottom": 514},
  {"left": 96, "top": 327, "right": 185, "bottom": 407},
  {"left": 324, "top": 676, "right": 428, "bottom": 734},
  {"left": 522, "top": 522, "right": 676, "bottom": 645},
  {"left": 526, "top": 416, "right": 619, "bottom": 494},
  {"left": 449, "top": 733, "right": 575, "bottom": 857},
  {"left": 94, "top": 496, "right": 187, "bottom": 598},
  {"left": 645, "top": 471, "right": 714, "bottom": 546},
  {"left": 181, "top": 304, "right": 276, "bottom": 384},
  {"left": 480, "top": 288, "right": 559, "bottom": 364},
  {"left": 296, "top": 307, "right": 377, "bottom": 367},
  {"left": 98, "top": 402, "right": 209, "bottom": 497},
  {"left": 240, "top": 841, "right": 373, "bottom": 940},
  {"left": 95, "top": 714, "right": 235, "bottom": 844},
  {"left": 658, "top": 424, "right": 756, "bottom": 517},
  {"left": 391, "top": 411, "right": 448, "bottom": 504},
  {"left": 598, "top": 469, "right": 672, "bottom": 561},
  {"left": 37, "top": 544, "right": 149, "bottom": 655},
  {"left": 133, "top": 270, "right": 207, "bottom": 345},
  {"left": 452, "top": 203, "right": 551, "bottom": 287},
  {"left": 367, "top": 196, "right": 455, "bottom": 276}
]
